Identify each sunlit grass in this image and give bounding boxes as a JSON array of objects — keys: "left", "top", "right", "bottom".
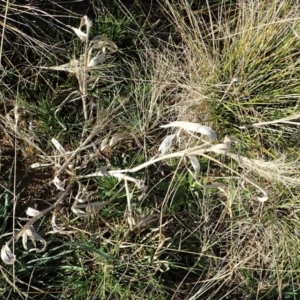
[{"left": 2, "top": 0, "right": 300, "bottom": 299}]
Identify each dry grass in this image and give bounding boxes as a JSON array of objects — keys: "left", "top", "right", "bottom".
[{"left": 2, "top": 0, "right": 300, "bottom": 299}]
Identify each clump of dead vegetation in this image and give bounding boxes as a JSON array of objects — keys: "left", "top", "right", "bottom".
[{"left": 2, "top": 1, "right": 300, "bottom": 299}]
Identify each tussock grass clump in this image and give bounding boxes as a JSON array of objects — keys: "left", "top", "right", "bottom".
[
  {"left": 161, "top": 0, "right": 300, "bottom": 154},
  {"left": 148, "top": 0, "right": 300, "bottom": 299}
]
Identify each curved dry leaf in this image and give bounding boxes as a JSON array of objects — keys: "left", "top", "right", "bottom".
[
  {"left": 78, "top": 171, "right": 145, "bottom": 192},
  {"left": 54, "top": 107, "right": 67, "bottom": 131},
  {"left": 51, "top": 214, "right": 61, "bottom": 232},
  {"left": 88, "top": 52, "right": 105, "bottom": 67},
  {"left": 71, "top": 207, "right": 87, "bottom": 216},
  {"left": 26, "top": 207, "right": 40, "bottom": 217},
  {"left": 70, "top": 27, "right": 87, "bottom": 41},
  {"left": 109, "top": 132, "right": 132, "bottom": 147},
  {"left": 1, "top": 243, "right": 16, "bottom": 265},
  {"left": 161, "top": 121, "right": 217, "bottom": 141},
  {"left": 101, "top": 137, "right": 109, "bottom": 151},
  {"left": 83, "top": 169, "right": 110, "bottom": 177},
  {"left": 68, "top": 163, "right": 74, "bottom": 170},
  {"left": 40, "top": 59, "right": 80, "bottom": 73},
  {"left": 111, "top": 172, "right": 140, "bottom": 185},
  {"left": 71, "top": 207, "right": 95, "bottom": 217},
  {"left": 90, "top": 35, "right": 107, "bottom": 49},
  {"left": 53, "top": 176, "right": 65, "bottom": 191},
  {"left": 75, "top": 190, "right": 89, "bottom": 203},
  {"left": 22, "top": 231, "right": 27, "bottom": 250},
  {"left": 257, "top": 195, "right": 268, "bottom": 202},
  {"left": 80, "top": 15, "right": 92, "bottom": 30},
  {"left": 158, "top": 134, "right": 177, "bottom": 155},
  {"left": 238, "top": 168, "right": 269, "bottom": 203},
  {"left": 90, "top": 35, "right": 118, "bottom": 51},
  {"left": 76, "top": 198, "right": 88, "bottom": 204},
  {"left": 210, "top": 143, "right": 230, "bottom": 155},
  {"left": 22, "top": 226, "right": 47, "bottom": 253},
  {"left": 30, "top": 162, "right": 53, "bottom": 169},
  {"left": 188, "top": 155, "right": 200, "bottom": 180},
  {"left": 127, "top": 216, "right": 136, "bottom": 229},
  {"left": 50, "top": 214, "right": 74, "bottom": 235},
  {"left": 51, "top": 138, "right": 66, "bottom": 155}
]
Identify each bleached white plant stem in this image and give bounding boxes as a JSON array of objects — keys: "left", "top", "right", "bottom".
[
  {"left": 114, "top": 144, "right": 222, "bottom": 174},
  {"left": 78, "top": 145, "right": 210, "bottom": 178},
  {"left": 13, "top": 100, "right": 19, "bottom": 288},
  {"left": 78, "top": 139, "right": 267, "bottom": 202},
  {"left": 239, "top": 113, "right": 300, "bottom": 128},
  {"left": 81, "top": 26, "right": 90, "bottom": 121},
  {"left": 124, "top": 179, "right": 135, "bottom": 230}
]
